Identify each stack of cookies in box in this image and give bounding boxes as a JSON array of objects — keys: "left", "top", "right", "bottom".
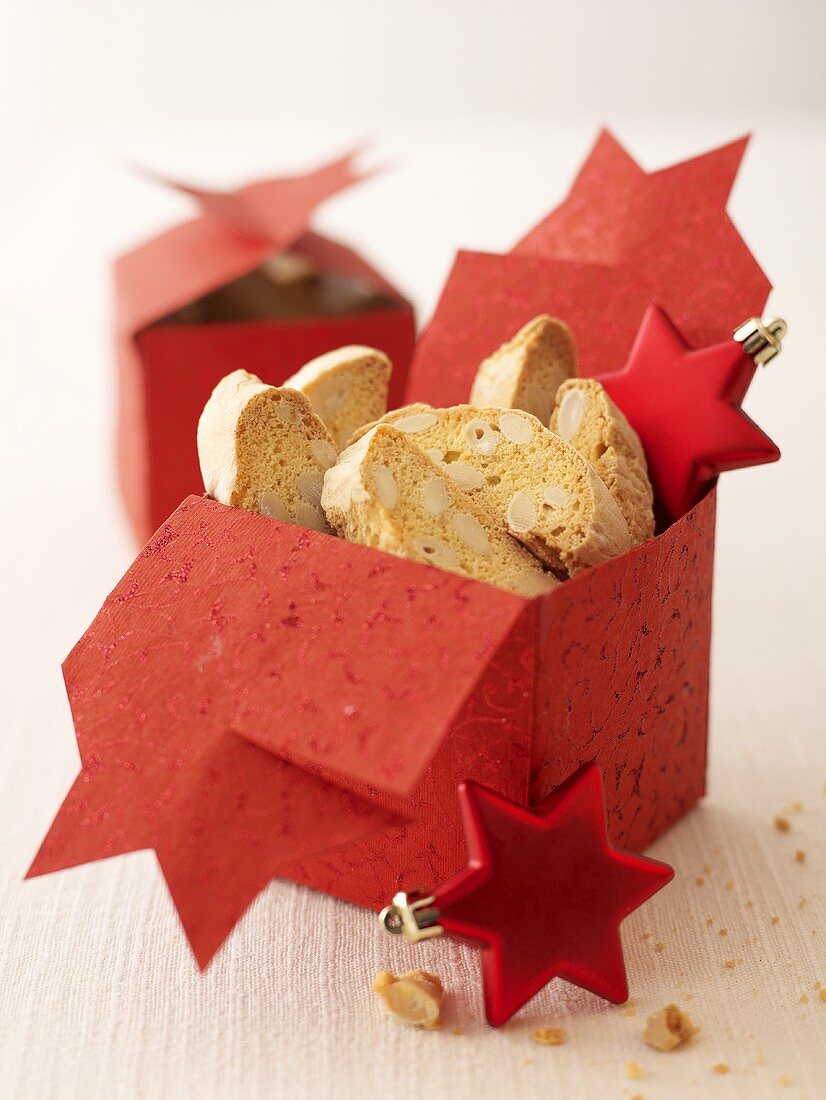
[{"left": 197, "top": 316, "right": 655, "bottom": 597}]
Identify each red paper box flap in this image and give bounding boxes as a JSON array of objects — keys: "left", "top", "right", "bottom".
[
  {"left": 407, "top": 252, "right": 653, "bottom": 405},
  {"left": 410, "top": 132, "right": 771, "bottom": 405},
  {"left": 222, "top": 516, "right": 530, "bottom": 798},
  {"left": 115, "top": 148, "right": 393, "bottom": 338}
]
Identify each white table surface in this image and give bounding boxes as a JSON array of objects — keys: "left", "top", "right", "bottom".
[{"left": 1, "top": 113, "right": 825, "bottom": 1099}]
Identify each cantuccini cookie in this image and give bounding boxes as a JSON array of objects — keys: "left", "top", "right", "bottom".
[
  {"left": 551, "top": 378, "right": 655, "bottom": 544},
  {"left": 321, "top": 424, "right": 558, "bottom": 596},
  {"left": 469, "top": 315, "right": 576, "bottom": 426},
  {"left": 197, "top": 369, "right": 338, "bottom": 533},
  {"left": 342, "top": 404, "right": 631, "bottom": 577},
  {"left": 283, "top": 345, "right": 393, "bottom": 448}
]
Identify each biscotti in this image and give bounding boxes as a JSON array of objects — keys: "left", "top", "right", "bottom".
[
  {"left": 551, "top": 378, "right": 655, "bottom": 543},
  {"left": 342, "top": 404, "right": 631, "bottom": 577},
  {"left": 197, "top": 369, "right": 338, "bottom": 532},
  {"left": 469, "top": 315, "right": 576, "bottom": 426},
  {"left": 283, "top": 345, "right": 393, "bottom": 448},
  {"left": 321, "top": 424, "right": 558, "bottom": 596}
]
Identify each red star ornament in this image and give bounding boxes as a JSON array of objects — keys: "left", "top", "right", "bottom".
[
  {"left": 600, "top": 305, "right": 781, "bottom": 524},
  {"left": 433, "top": 765, "right": 673, "bottom": 1026}
]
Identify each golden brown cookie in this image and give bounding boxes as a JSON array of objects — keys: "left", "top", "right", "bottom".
[
  {"left": 470, "top": 315, "right": 576, "bottom": 426},
  {"left": 551, "top": 378, "right": 655, "bottom": 543},
  {"left": 283, "top": 345, "right": 393, "bottom": 448},
  {"left": 341, "top": 404, "right": 631, "bottom": 577},
  {"left": 321, "top": 424, "right": 558, "bottom": 596},
  {"left": 197, "top": 369, "right": 337, "bottom": 532}
]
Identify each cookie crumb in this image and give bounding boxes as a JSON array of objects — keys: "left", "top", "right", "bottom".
[
  {"left": 798, "top": 897, "right": 807, "bottom": 909},
  {"left": 451, "top": 1026, "right": 465, "bottom": 1036},
  {"left": 718, "top": 928, "right": 728, "bottom": 937},
  {"left": 725, "top": 880, "right": 734, "bottom": 890},
  {"left": 771, "top": 915, "right": 780, "bottom": 925},
  {"left": 779, "top": 1074, "right": 792, "bottom": 1086},
  {"left": 795, "top": 850, "right": 806, "bottom": 863},
  {"left": 623, "top": 1004, "right": 636, "bottom": 1017},
  {"left": 713, "top": 1063, "right": 729, "bottom": 1074},
  {"left": 695, "top": 877, "right": 705, "bottom": 886},
  {"left": 643, "top": 1004, "right": 699, "bottom": 1052},
  {"left": 654, "top": 941, "right": 664, "bottom": 953},
  {"left": 789, "top": 800, "right": 803, "bottom": 813},
  {"left": 819, "top": 989, "right": 826, "bottom": 1003},
  {"left": 800, "top": 994, "right": 809, "bottom": 1004},
  {"left": 531, "top": 1027, "right": 566, "bottom": 1046},
  {"left": 724, "top": 960, "right": 736, "bottom": 970},
  {"left": 774, "top": 815, "right": 790, "bottom": 833},
  {"left": 625, "top": 1059, "right": 644, "bottom": 1079},
  {"left": 372, "top": 969, "right": 443, "bottom": 1029},
  {"left": 703, "top": 863, "right": 713, "bottom": 873}
]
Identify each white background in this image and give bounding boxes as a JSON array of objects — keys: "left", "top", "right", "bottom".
[{"left": 1, "top": 2, "right": 825, "bottom": 1098}]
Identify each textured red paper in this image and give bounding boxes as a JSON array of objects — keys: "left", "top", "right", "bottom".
[
  {"left": 436, "top": 769, "right": 673, "bottom": 1025},
  {"left": 409, "top": 131, "right": 770, "bottom": 404},
  {"left": 28, "top": 487, "right": 714, "bottom": 966},
  {"left": 407, "top": 253, "right": 651, "bottom": 407},
  {"left": 116, "top": 153, "right": 416, "bottom": 543}
]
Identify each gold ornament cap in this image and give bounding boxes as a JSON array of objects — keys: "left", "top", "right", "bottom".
[{"left": 733, "top": 316, "right": 787, "bottom": 366}]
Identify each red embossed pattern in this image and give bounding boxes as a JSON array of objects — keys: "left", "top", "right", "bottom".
[
  {"left": 531, "top": 489, "right": 716, "bottom": 851},
  {"left": 28, "top": 496, "right": 532, "bottom": 965},
  {"left": 28, "top": 491, "right": 715, "bottom": 964},
  {"left": 281, "top": 602, "right": 536, "bottom": 910}
]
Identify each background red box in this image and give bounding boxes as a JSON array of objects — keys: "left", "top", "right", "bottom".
[{"left": 115, "top": 168, "right": 417, "bottom": 544}]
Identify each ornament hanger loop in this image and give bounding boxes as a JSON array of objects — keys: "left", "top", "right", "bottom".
[
  {"left": 379, "top": 892, "right": 444, "bottom": 943},
  {"left": 733, "top": 316, "right": 787, "bottom": 366}
]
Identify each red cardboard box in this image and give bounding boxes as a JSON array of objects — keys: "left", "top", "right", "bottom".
[
  {"left": 29, "top": 488, "right": 713, "bottom": 968},
  {"left": 115, "top": 152, "right": 416, "bottom": 543},
  {"left": 30, "top": 133, "right": 769, "bottom": 969}
]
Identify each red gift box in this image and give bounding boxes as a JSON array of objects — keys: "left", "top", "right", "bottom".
[
  {"left": 29, "top": 488, "right": 713, "bottom": 968},
  {"left": 30, "top": 132, "right": 770, "bottom": 970},
  {"left": 115, "top": 150, "right": 416, "bottom": 544}
]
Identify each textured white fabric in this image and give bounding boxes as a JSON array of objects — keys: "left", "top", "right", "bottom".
[{"left": 2, "top": 119, "right": 825, "bottom": 1099}]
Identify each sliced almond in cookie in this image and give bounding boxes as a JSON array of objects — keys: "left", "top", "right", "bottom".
[
  {"left": 197, "top": 368, "right": 337, "bottom": 533},
  {"left": 470, "top": 315, "right": 576, "bottom": 426},
  {"left": 283, "top": 345, "right": 393, "bottom": 448},
  {"left": 551, "top": 378, "right": 655, "bottom": 544},
  {"left": 344, "top": 402, "right": 437, "bottom": 448},
  {"left": 321, "top": 424, "right": 558, "bottom": 597},
  {"left": 343, "top": 405, "right": 631, "bottom": 577}
]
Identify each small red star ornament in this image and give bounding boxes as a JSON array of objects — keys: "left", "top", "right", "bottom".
[
  {"left": 384, "top": 765, "right": 673, "bottom": 1027},
  {"left": 600, "top": 305, "right": 781, "bottom": 523}
]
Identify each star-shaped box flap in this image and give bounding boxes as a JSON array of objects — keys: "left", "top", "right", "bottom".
[
  {"left": 115, "top": 147, "right": 375, "bottom": 338},
  {"left": 28, "top": 495, "right": 532, "bottom": 965},
  {"left": 36, "top": 492, "right": 529, "bottom": 830},
  {"left": 410, "top": 131, "right": 770, "bottom": 403}
]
